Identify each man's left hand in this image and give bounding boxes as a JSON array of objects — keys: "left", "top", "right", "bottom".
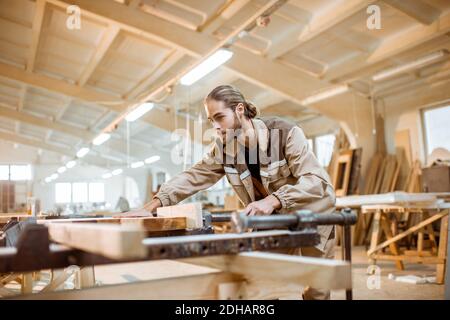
[{"left": 243, "top": 195, "right": 281, "bottom": 216}]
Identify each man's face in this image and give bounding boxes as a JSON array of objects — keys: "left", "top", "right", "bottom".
[{"left": 205, "top": 99, "right": 241, "bottom": 144}]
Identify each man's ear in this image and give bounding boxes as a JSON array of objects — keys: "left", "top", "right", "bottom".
[{"left": 235, "top": 103, "right": 245, "bottom": 116}]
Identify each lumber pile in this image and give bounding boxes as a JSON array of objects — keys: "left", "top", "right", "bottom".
[
  {"left": 362, "top": 115, "right": 421, "bottom": 194},
  {"left": 363, "top": 153, "right": 402, "bottom": 194}
]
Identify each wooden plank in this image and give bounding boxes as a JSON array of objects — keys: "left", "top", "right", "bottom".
[
  {"left": 371, "top": 254, "right": 444, "bottom": 264},
  {"left": 16, "top": 272, "right": 239, "bottom": 300},
  {"left": 181, "top": 251, "right": 352, "bottom": 290},
  {"left": 40, "top": 216, "right": 187, "bottom": 232},
  {"left": 389, "top": 160, "right": 401, "bottom": 192},
  {"left": 336, "top": 192, "right": 437, "bottom": 208},
  {"left": 363, "top": 153, "right": 382, "bottom": 194},
  {"left": 379, "top": 156, "right": 395, "bottom": 193},
  {"left": 437, "top": 215, "right": 448, "bottom": 284},
  {"left": 348, "top": 147, "right": 362, "bottom": 195},
  {"left": 46, "top": 222, "right": 146, "bottom": 260},
  {"left": 120, "top": 217, "right": 187, "bottom": 231},
  {"left": 157, "top": 202, "right": 203, "bottom": 229},
  {"left": 373, "top": 156, "right": 387, "bottom": 194},
  {"left": 375, "top": 115, "right": 386, "bottom": 155},
  {"left": 395, "top": 130, "right": 412, "bottom": 166},
  {"left": 0, "top": 214, "right": 31, "bottom": 224}
]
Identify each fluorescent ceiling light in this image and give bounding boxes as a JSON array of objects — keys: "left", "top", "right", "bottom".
[
  {"left": 301, "top": 85, "right": 349, "bottom": 106},
  {"left": 66, "top": 160, "right": 77, "bottom": 169},
  {"left": 125, "top": 103, "right": 154, "bottom": 122},
  {"left": 372, "top": 50, "right": 449, "bottom": 82},
  {"left": 57, "top": 166, "right": 67, "bottom": 174},
  {"left": 180, "top": 49, "right": 234, "bottom": 86},
  {"left": 144, "top": 155, "right": 160, "bottom": 164},
  {"left": 102, "top": 173, "right": 113, "bottom": 179},
  {"left": 131, "top": 161, "right": 144, "bottom": 169},
  {"left": 45, "top": 177, "right": 52, "bottom": 183},
  {"left": 92, "top": 133, "right": 111, "bottom": 146},
  {"left": 76, "top": 147, "right": 90, "bottom": 158},
  {"left": 50, "top": 173, "right": 58, "bottom": 180},
  {"left": 112, "top": 168, "right": 123, "bottom": 176}
]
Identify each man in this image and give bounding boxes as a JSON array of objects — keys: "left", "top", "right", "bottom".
[{"left": 128, "top": 85, "right": 336, "bottom": 300}]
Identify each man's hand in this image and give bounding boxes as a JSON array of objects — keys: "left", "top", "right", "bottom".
[
  {"left": 113, "top": 198, "right": 162, "bottom": 218},
  {"left": 243, "top": 195, "right": 281, "bottom": 216}
]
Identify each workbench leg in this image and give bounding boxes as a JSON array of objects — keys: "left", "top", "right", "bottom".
[
  {"left": 21, "top": 273, "right": 33, "bottom": 295},
  {"left": 437, "top": 214, "right": 448, "bottom": 284},
  {"left": 342, "top": 225, "right": 353, "bottom": 300},
  {"left": 75, "top": 266, "right": 95, "bottom": 289},
  {"left": 445, "top": 212, "right": 450, "bottom": 299},
  {"left": 423, "top": 212, "right": 438, "bottom": 254},
  {"left": 368, "top": 210, "right": 381, "bottom": 271},
  {"left": 380, "top": 215, "right": 404, "bottom": 270}
]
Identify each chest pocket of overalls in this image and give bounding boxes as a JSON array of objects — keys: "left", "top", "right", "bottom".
[
  {"left": 267, "top": 159, "right": 291, "bottom": 188},
  {"left": 224, "top": 167, "right": 243, "bottom": 186}
]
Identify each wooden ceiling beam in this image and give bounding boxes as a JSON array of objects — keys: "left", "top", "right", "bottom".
[
  {"left": 78, "top": 25, "right": 121, "bottom": 86},
  {"left": 383, "top": 0, "right": 441, "bottom": 25},
  {"left": 52, "top": 0, "right": 327, "bottom": 104},
  {"left": 267, "top": 0, "right": 373, "bottom": 60},
  {"left": 0, "top": 102, "right": 94, "bottom": 141},
  {"left": 27, "top": 0, "right": 46, "bottom": 73},
  {"left": 326, "top": 10, "right": 450, "bottom": 83}
]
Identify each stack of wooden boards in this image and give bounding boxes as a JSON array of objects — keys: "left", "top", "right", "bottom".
[{"left": 363, "top": 129, "right": 421, "bottom": 194}]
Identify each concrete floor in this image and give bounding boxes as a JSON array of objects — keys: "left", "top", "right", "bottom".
[{"left": 332, "top": 246, "right": 445, "bottom": 300}]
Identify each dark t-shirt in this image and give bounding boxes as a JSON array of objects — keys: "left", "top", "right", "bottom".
[
  {"left": 244, "top": 146, "right": 267, "bottom": 201},
  {"left": 244, "top": 146, "right": 261, "bottom": 182}
]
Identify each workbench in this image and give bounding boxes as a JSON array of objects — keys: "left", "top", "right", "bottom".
[
  {"left": 362, "top": 202, "right": 449, "bottom": 284},
  {"left": 0, "top": 210, "right": 355, "bottom": 300}
]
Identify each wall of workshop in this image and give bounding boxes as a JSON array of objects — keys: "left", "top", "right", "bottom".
[
  {"left": 381, "top": 80, "right": 450, "bottom": 165},
  {"left": 0, "top": 141, "right": 188, "bottom": 211},
  {"left": 308, "top": 92, "right": 377, "bottom": 178}
]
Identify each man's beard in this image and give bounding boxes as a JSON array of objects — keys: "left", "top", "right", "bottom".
[{"left": 222, "top": 113, "right": 242, "bottom": 145}]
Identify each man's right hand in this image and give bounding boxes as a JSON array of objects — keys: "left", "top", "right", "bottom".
[{"left": 113, "top": 198, "right": 162, "bottom": 218}]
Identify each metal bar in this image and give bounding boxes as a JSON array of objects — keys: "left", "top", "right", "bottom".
[
  {"left": 231, "top": 210, "right": 358, "bottom": 233},
  {"left": 343, "top": 224, "right": 353, "bottom": 300},
  {"left": 210, "top": 213, "right": 232, "bottom": 223}
]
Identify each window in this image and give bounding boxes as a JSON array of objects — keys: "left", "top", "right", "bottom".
[
  {"left": 423, "top": 105, "right": 450, "bottom": 156},
  {"left": 307, "top": 139, "right": 313, "bottom": 151},
  {"left": 0, "top": 164, "right": 32, "bottom": 181},
  {"left": 315, "top": 134, "right": 336, "bottom": 167},
  {"left": 72, "top": 182, "right": 88, "bottom": 203},
  {"left": 55, "top": 183, "right": 72, "bottom": 203},
  {"left": 0, "top": 166, "right": 8, "bottom": 180},
  {"left": 55, "top": 182, "right": 105, "bottom": 203},
  {"left": 89, "top": 183, "right": 105, "bottom": 202},
  {"left": 10, "top": 165, "right": 31, "bottom": 181}
]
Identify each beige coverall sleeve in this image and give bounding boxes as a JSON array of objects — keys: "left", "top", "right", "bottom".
[
  {"left": 154, "top": 152, "right": 225, "bottom": 207},
  {"left": 271, "top": 126, "right": 336, "bottom": 212}
]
